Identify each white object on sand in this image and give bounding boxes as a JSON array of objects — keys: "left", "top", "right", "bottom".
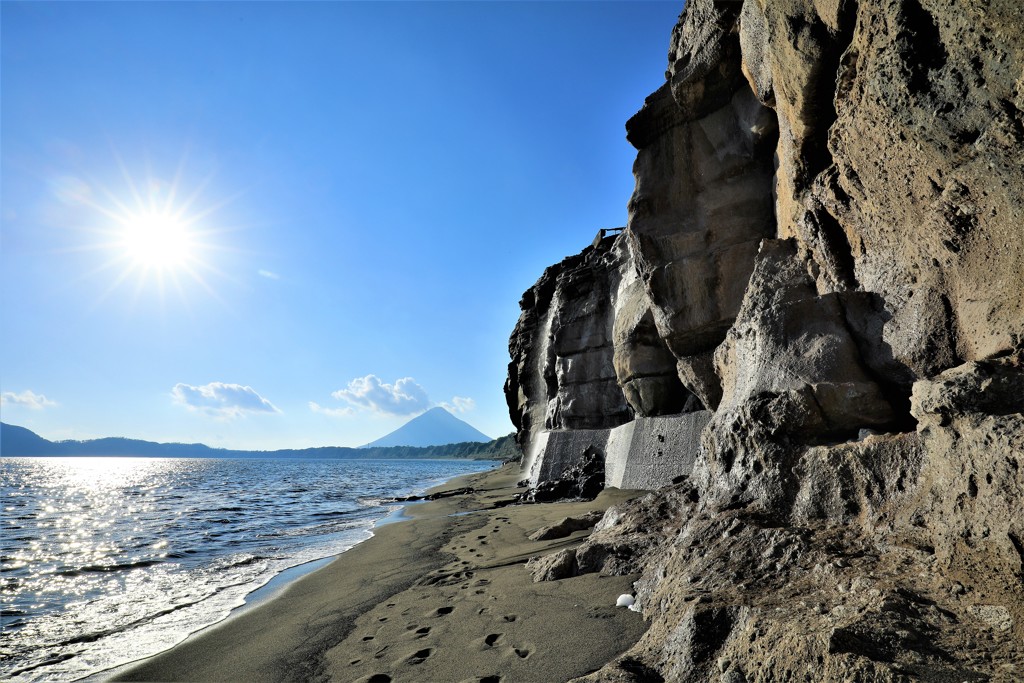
[{"left": 616, "top": 594, "right": 635, "bottom": 608}]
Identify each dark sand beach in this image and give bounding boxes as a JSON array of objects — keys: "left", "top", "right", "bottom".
[{"left": 113, "top": 464, "right": 646, "bottom": 682}]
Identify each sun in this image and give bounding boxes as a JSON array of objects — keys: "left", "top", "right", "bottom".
[
  {"left": 59, "top": 156, "right": 239, "bottom": 307},
  {"left": 119, "top": 211, "right": 195, "bottom": 270}
]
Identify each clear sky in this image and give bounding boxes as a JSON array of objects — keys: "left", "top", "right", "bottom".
[{"left": 1, "top": 1, "right": 682, "bottom": 450}]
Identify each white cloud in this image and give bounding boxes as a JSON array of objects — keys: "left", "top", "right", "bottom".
[
  {"left": 441, "top": 396, "right": 476, "bottom": 414},
  {"left": 172, "top": 382, "right": 279, "bottom": 418},
  {"left": 330, "top": 375, "right": 430, "bottom": 416},
  {"left": 0, "top": 390, "right": 58, "bottom": 410},
  {"left": 258, "top": 269, "right": 280, "bottom": 280},
  {"left": 308, "top": 401, "right": 354, "bottom": 417}
]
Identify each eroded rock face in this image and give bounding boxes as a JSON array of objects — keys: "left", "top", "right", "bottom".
[
  {"left": 527, "top": 0, "right": 1023, "bottom": 679},
  {"left": 612, "top": 253, "right": 689, "bottom": 417},
  {"left": 507, "top": 234, "right": 693, "bottom": 479},
  {"left": 626, "top": 82, "right": 778, "bottom": 365},
  {"left": 505, "top": 236, "right": 629, "bottom": 473}
]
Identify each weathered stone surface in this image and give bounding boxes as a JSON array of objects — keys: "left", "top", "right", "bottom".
[
  {"left": 528, "top": 511, "right": 604, "bottom": 541},
  {"left": 545, "top": 242, "right": 632, "bottom": 432},
  {"left": 714, "top": 239, "right": 895, "bottom": 437},
  {"left": 791, "top": 432, "right": 923, "bottom": 524},
  {"left": 900, "top": 353, "right": 1024, "bottom": 591},
  {"left": 526, "top": 548, "right": 577, "bottom": 583},
  {"left": 523, "top": 445, "right": 605, "bottom": 503},
  {"left": 612, "top": 250, "right": 690, "bottom": 417},
  {"left": 506, "top": 237, "right": 632, "bottom": 477},
  {"left": 605, "top": 412, "right": 711, "bottom": 491},
  {"left": 526, "top": 429, "right": 609, "bottom": 489},
  {"left": 674, "top": 350, "right": 720, "bottom": 411},
  {"left": 691, "top": 238, "right": 898, "bottom": 512},
  {"left": 511, "top": 0, "right": 1024, "bottom": 679},
  {"left": 626, "top": 81, "right": 778, "bottom": 360}
]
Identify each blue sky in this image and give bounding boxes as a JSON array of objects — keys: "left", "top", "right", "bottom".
[{"left": 1, "top": 1, "right": 682, "bottom": 450}]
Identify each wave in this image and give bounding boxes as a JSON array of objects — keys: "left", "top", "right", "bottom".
[{"left": 57, "top": 560, "right": 161, "bottom": 577}]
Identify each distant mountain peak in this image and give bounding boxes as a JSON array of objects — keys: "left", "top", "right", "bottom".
[{"left": 361, "top": 408, "right": 491, "bottom": 448}]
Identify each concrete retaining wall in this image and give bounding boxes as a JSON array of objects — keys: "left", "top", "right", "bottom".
[
  {"left": 527, "top": 428, "right": 610, "bottom": 487},
  {"left": 527, "top": 410, "right": 713, "bottom": 491},
  {"left": 605, "top": 411, "right": 712, "bottom": 490}
]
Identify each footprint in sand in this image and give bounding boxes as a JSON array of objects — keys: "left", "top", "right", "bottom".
[
  {"left": 366, "top": 675, "right": 391, "bottom": 683},
  {"left": 502, "top": 614, "right": 517, "bottom": 623},
  {"left": 479, "top": 676, "right": 502, "bottom": 683},
  {"left": 362, "top": 635, "right": 374, "bottom": 641},
  {"left": 408, "top": 648, "right": 433, "bottom": 665},
  {"left": 414, "top": 626, "right": 431, "bottom": 638},
  {"left": 513, "top": 648, "right": 530, "bottom": 659},
  {"left": 435, "top": 606, "right": 454, "bottom": 617},
  {"left": 484, "top": 633, "right": 502, "bottom": 647}
]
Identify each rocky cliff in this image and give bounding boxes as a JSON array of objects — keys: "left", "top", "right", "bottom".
[{"left": 506, "top": 0, "right": 1023, "bottom": 679}]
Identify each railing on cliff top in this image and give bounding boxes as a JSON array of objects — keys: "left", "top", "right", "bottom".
[{"left": 592, "top": 226, "right": 626, "bottom": 249}]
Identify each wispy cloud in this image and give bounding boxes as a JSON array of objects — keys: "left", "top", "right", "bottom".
[
  {"left": 0, "top": 390, "right": 58, "bottom": 410},
  {"left": 308, "top": 401, "right": 354, "bottom": 417},
  {"left": 258, "top": 269, "right": 280, "bottom": 280},
  {"left": 441, "top": 396, "right": 476, "bottom": 414},
  {"left": 172, "top": 382, "right": 279, "bottom": 418},
  {"left": 329, "top": 375, "right": 430, "bottom": 416}
]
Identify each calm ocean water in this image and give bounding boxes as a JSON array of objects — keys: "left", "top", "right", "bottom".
[{"left": 0, "top": 456, "right": 495, "bottom": 682}]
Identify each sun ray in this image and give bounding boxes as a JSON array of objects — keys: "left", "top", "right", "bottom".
[
  {"left": 110, "top": 145, "right": 147, "bottom": 214},
  {"left": 58, "top": 150, "right": 243, "bottom": 311},
  {"left": 164, "top": 147, "right": 192, "bottom": 216}
]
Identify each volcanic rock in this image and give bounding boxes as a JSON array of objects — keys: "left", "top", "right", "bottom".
[{"left": 508, "top": 0, "right": 1024, "bottom": 678}]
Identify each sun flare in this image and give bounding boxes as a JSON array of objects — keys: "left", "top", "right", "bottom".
[
  {"left": 61, "top": 156, "right": 239, "bottom": 307},
  {"left": 120, "top": 212, "right": 195, "bottom": 270}
]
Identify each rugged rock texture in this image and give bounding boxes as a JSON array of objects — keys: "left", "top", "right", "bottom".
[
  {"left": 507, "top": 0, "right": 1023, "bottom": 679},
  {"left": 506, "top": 236, "right": 628, "bottom": 474},
  {"left": 507, "top": 234, "right": 692, "bottom": 479}
]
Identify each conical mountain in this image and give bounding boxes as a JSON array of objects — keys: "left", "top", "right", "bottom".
[{"left": 361, "top": 407, "right": 491, "bottom": 448}]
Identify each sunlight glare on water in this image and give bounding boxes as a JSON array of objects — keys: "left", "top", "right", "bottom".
[{"left": 0, "top": 456, "right": 494, "bottom": 682}]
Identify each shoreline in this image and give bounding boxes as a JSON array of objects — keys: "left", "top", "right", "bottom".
[
  {"left": 85, "top": 465, "right": 493, "bottom": 683},
  {"left": 109, "top": 463, "right": 648, "bottom": 682}
]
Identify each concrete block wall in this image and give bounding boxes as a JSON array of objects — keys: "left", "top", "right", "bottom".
[
  {"left": 527, "top": 410, "right": 712, "bottom": 491},
  {"left": 605, "top": 411, "right": 711, "bottom": 489},
  {"left": 527, "top": 428, "right": 610, "bottom": 487}
]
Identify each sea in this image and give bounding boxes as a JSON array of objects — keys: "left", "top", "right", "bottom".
[{"left": 0, "top": 456, "right": 497, "bottom": 682}]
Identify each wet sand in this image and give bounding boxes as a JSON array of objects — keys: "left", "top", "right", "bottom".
[{"left": 112, "top": 463, "right": 647, "bottom": 682}]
